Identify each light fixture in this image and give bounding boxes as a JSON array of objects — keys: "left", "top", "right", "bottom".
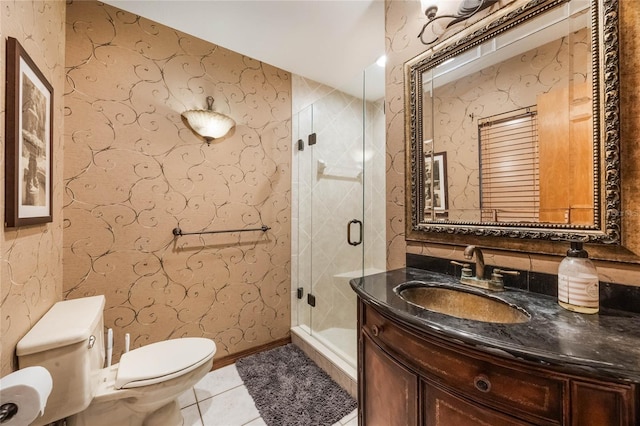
[
  {"left": 182, "top": 96, "right": 235, "bottom": 145},
  {"left": 418, "top": 0, "right": 498, "bottom": 46}
]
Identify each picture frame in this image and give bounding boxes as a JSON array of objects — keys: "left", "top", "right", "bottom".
[
  {"left": 424, "top": 151, "right": 448, "bottom": 217},
  {"left": 5, "top": 37, "right": 53, "bottom": 227}
]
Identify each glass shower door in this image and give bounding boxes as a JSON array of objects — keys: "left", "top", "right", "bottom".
[
  {"left": 294, "top": 103, "right": 315, "bottom": 340},
  {"left": 308, "top": 88, "right": 365, "bottom": 366},
  {"left": 293, "top": 62, "right": 386, "bottom": 368}
]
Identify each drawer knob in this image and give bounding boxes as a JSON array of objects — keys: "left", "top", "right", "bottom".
[
  {"left": 474, "top": 375, "right": 491, "bottom": 393},
  {"left": 371, "top": 324, "right": 382, "bottom": 336}
]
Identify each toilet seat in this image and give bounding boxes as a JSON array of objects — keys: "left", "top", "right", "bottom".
[{"left": 115, "top": 338, "right": 216, "bottom": 389}]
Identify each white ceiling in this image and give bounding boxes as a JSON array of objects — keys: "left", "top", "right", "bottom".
[{"left": 103, "top": 0, "right": 386, "bottom": 99}]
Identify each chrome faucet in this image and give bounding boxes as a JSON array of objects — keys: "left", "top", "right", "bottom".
[{"left": 463, "top": 245, "right": 485, "bottom": 280}]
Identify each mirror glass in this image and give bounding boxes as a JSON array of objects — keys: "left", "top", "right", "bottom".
[{"left": 408, "top": 0, "right": 621, "bottom": 244}]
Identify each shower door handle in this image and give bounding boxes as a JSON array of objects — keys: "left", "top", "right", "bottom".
[{"left": 347, "top": 219, "right": 363, "bottom": 246}]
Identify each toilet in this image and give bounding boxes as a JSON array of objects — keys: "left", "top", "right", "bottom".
[{"left": 16, "top": 296, "right": 216, "bottom": 426}]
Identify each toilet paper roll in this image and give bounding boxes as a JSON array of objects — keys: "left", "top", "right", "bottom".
[{"left": 0, "top": 366, "right": 53, "bottom": 425}]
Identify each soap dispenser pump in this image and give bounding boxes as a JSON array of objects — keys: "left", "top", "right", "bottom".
[{"left": 557, "top": 242, "right": 599, "bottom": 314}]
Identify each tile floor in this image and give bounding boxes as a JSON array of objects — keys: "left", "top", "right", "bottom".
[{"left": 178, "top": 363, "right": 358, "bottom": 426}]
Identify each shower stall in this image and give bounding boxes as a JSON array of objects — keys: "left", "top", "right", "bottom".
[{"left": 291, "top": 62, "right": 386, "bottom": 380}]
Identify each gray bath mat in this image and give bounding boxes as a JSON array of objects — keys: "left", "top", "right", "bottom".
[{"left": 236, "top": 343, "right": 357, "bottom": 426}]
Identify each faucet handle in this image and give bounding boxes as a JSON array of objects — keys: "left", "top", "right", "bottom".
[
  {"left": 490, "top": 268, "right": 519, "bottom": 286},
  {"left": 451, "top": 261, "right": 473, "bottom": 278},
  {"left": 493, "top": 268, "right": 519, "bottom": 276}
]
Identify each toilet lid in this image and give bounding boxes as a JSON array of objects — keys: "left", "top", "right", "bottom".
[{"left": 115, "top": 337, "right": 216, "bottom": 389}]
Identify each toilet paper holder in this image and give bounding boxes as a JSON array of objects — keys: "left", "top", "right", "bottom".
[{"left": 0, "top": 402, "right": 19, "bottom": 423}]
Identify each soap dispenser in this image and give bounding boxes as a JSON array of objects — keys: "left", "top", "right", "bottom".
[{"left": 557, "top": 242, "right": 599, "bottom": 314}]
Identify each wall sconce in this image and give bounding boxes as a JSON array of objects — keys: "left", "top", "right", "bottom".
[
  {"left": 418, "top": 0, "right": 498, "bottom": 46},
  {"left": 182, "top": 96, "right": 235, "bottom": 145}
]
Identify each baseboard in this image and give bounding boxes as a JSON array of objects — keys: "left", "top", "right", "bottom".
[{"left": 212, "top": 336, "right": 291, "bottom": 370}]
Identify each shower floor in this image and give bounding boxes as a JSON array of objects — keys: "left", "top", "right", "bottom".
[
  {"left": 314, "top": 326, "right": 357, "bottom": 368},
  {"left": 294, "top": 324, "right": 357, "bottom": 379}
]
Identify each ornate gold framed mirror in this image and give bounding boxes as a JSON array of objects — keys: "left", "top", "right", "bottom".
[{"left": 406, "top": 0, "right": 620, "bottom": 245}]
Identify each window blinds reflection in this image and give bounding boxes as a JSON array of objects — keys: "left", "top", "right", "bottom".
[{"left": 479, "top": 106, "right": 539, "bottom": 223}]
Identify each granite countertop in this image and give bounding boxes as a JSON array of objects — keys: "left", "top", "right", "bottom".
[{"left": 350, "top": 267, "right": 640, "bottom": 383}]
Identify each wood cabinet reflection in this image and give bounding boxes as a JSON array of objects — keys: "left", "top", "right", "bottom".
[{"left": 538, "top": 82, "right": 594, "bottom": 224}]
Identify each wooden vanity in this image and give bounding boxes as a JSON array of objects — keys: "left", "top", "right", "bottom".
[{"left": 352, "top": 269, "right": 640, "bottom": 426}]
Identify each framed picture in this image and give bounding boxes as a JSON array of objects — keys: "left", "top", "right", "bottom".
[
  {"left": 424, "top": 151, "right": 448, "bottom": 217},
  {"left": 5, "top": 37, "right": 53, "bottom": 227}
]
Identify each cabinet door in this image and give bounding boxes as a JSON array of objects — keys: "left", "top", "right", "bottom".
[
  {"left": 571, "top": 381, "right": 636, "bottom": 426},
  {"left": 423, "top": 381, "right": 535, "bottom": 426},
  {"left": 361, "top": 333, "right": 419, "bottom": 426}
]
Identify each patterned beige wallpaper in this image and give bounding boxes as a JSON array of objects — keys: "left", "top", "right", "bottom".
[
  {"left": 64, "top": 1, "right": 291, "bottom": 363},
  {"left": 0, "top": 1, "right": 66, "bottom": 375},
  {"left": 385, "top": 0, "right": 640, "bottom": 284},
  {"left": 385, "top": 0, "right": 431, "bottom": 270}
]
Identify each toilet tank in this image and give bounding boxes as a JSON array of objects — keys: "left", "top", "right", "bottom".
[{"left": 16, "top": 296, "right": 106, "bottom": 425}]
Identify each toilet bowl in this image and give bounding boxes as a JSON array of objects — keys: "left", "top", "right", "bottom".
[{"left": 16, "top": 296, "right": 216, "bottom": 426}]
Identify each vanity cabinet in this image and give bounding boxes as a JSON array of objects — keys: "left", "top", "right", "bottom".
[
  {"left": 357, "top": 299, "right": 638, "bottom": 425},
  {"left": 362, "top": 333, "right": 418, "bottom": 426}
]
